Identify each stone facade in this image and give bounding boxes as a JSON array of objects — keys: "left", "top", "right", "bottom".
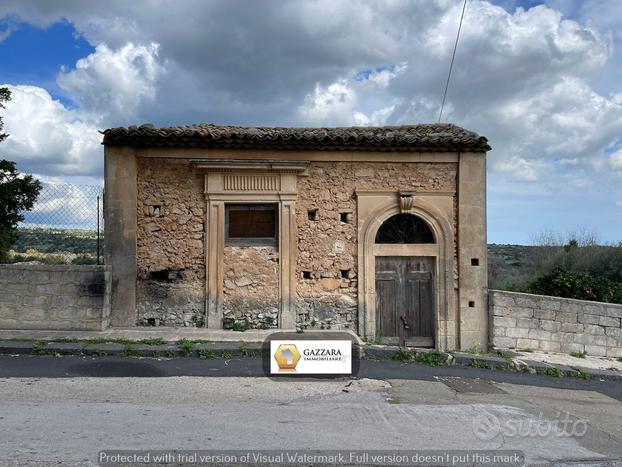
[
  {"left": 295, "top": 162, "right": 457, "bottom": 332},
  {"left": 490, "top": 290, "right": 622, "bottom": 357},
  {"left": 223, "top": 246, "right": 280, "bottom": 329},
  {"left": 133, "top": 159, "right": 459, "bottom": 333},
  {"left": 136, "top": 157, "right": 205, "bottom": 326},
  {"left": 104, "top": 123, "right": 490, "bottom": 350},
  {"left": 0, "top": 264, "right": 111, "bottom": 331}
]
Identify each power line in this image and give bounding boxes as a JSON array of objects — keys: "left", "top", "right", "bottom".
[{"left": 438, "top": 0, "right": 468, "bottom": 123}]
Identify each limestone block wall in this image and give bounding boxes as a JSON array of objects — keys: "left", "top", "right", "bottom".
[
  {"left": 490, "top": 290, "right": 622, "bottom": 357},
  {"left": 136, "top": 158, "right": 205, "bottom": 326},
  {"left": 0, "top": 264, "right": 111, "bottom": 331},
  {"left": 296, "top": 161, "right": 457, "bottom": 331}
]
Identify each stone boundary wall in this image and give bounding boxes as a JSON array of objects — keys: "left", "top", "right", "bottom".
[
  {"left": 490, "top": 290, "right": 622, "bottom": 357},
  {"left": 0, "top": 264, "right": 111, "bottom": 331}
]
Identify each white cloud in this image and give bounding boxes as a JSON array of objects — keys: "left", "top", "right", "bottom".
[
  {"left": 298, "top": 64, "right": 406, "bottom": 126},
  {"left": 57, "top": 42, "right": 165, "bottom": 123},
  {"left": 298, "top": 80, "right": 359, "bottom": 127},
  {"left": 0, "top": 0, "right": 621, "bottom": 192},
  {"left": 610, "top": 148, "right": 622, "bottom": 171},
  {"left": 1, "top": 85, "right": 101, "bottom": 176}
]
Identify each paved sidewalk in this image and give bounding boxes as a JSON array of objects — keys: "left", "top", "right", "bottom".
[
  {"left": 0, "top": 327, "right": 364, "bottom": 344},
  {"left": 514, "top": 349, "right": 622, "bottom": 372}
]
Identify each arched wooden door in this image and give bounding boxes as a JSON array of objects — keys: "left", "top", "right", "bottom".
[{"left": 374, "top": 214, "right": 435, "bottom": 347}]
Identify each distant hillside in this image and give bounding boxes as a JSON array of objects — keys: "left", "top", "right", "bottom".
[
  {"left": 487, "top": 244, "right": 556, "bottom": 290},
  {"left": 7, "top": 227, "right": 100, "bottom": 264}
]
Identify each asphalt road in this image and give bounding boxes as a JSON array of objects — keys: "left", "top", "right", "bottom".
[
  {"left": 0, "top": 374, "right": 621, "bottom": 466},
  {"left": 1, "top": 354, "right": 622, "bottom": 401},
  {"left": 1, "top": 355, "right": 622, "bottom": 466}
]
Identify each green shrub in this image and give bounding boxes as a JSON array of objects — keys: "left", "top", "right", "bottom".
[
  {"left": 141, "top": 338, "right": 165, "bottom": 346},
  {"left": 393, "top": 347, "right": 413, "bottom": 363},
  {"left": 199, "top": 349, "right": 214, "bottom": 359},
  {"left": 223, "top": 317, "right": 249, "bottom": 331},
  {"left": 178, "top": 339, "right": 194, "bottom": 356},
  {"left": 524, "top": 268, "right": 622, "bottom": 304},
  {"left": 416, "top": 350, "right": 449, "bottom": 366}
]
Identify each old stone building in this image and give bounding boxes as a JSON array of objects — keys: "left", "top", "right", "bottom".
[{"left": 103, "top": 123, "right": 490, "bottom": 350}]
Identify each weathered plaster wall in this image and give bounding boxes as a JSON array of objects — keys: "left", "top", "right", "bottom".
[
  {"left": 136, "top": 158, "right": 205, "bottom": 326},
  {"left": 296, "top": 161, "right": 457, "bottom": 331},
  {"left": 223, "top": 246, "right": 280, "bottom": 329}
]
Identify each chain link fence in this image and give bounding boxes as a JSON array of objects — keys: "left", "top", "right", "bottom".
[{"left": 4, "top": 183, "right": 104, "bottom": 265}]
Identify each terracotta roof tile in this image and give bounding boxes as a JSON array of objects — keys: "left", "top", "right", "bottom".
[{"left": 102, "top": 123, "right": 490, "bottom": 152}]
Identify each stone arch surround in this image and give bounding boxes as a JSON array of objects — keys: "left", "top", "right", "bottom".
[{"left": 356, "top": 191, "right": 457, "bottom": 350}]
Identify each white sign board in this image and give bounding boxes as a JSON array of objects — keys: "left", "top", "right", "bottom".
[{"left": 270, "top": 340, "right": 352, "bottom": 375}]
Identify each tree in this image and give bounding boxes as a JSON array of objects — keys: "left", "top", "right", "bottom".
[{"left": 0, "top": 88, "right": 42, "bottom": 262}]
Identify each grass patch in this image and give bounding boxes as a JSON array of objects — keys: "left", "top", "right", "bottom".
[
  {"left": 451, "top": 348, "right": 514, "bottom": 361},
  {"left": 416, "top": 350, "right": 448, "bottom": 366},
  {"left": 468, "top": 359, "right": 492, "bottom": 369},
  {"left": 618, "top": 357, "right": 622, "bottom": 363},
  {"left": 392, "top": 347, "right": 413, "bottom": 363},
  {"left": 536, "top": 367, "right": 563, "bottom": 378},
  {"left": 199, "top": 349, "right": 215, "bottom": 360},
  {"left": 570, "top": 351, "right": 587, "bottom": 359},
  {"left": 232, "top": 322, "right": 248, "bottom": 332},
  {"left": 32, "top": 340, "right": 48, "bottom": 352},
  {"left": 567, "top": 368, "right": 591, "bottom": 380},
  {"left": 386, "top": 399, "right": 400, "bottom": 404},
  {"left": 83, "top": 338, "right": 135, "bottom": 347},
  {"left": 177, "top": 338, "right": 195, "bottom": 356},
  {"left": 221, "top": 350, "right": 232, "bottom": 359},
  {"left": 518, "top": 348, "right": 534, "bottom": 353},
  {"left": 497, "top": 351, "right": 515, "bottom": 361},
  {"left": 140, "top": 338, "right": 166, "bottom": 346},
  {"left": 122, "top": 342, "right": 135, "bottom": 356},
  {"left": 240, "top": 342, "right": 249, "bottom": 357}
]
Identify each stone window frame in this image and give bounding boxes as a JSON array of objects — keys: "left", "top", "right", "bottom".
[
  {"left": 192, "top": 159, "right": 309, "bottom": 329},
  {"left": 356, "top": 190, "right": 456, "bottom": 350}
]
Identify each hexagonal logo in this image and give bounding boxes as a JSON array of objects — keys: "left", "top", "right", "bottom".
[{"left": 274, "top": 343, "right": 301, "bottom": 371}]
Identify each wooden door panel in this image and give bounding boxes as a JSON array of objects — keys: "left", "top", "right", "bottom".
[
  {"left": 376, "top": 256, "right": 435, "bottom": 347},
  {"left": 419, "top": 277, "right": 434, "bottom": 339},
  {"left": 376, "top": 276, "right": 399, "bottom": 340}
]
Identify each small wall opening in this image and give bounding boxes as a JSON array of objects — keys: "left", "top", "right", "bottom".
[
  {"left": 302, "top": 271, "right": 312, "bottom": 279},
  {"left": 340, "top": 269, "right": 351, "bottom": 279},
  {"left": 308, "top": 209, "right": 318, "bottom": 221},
  {"left": 471, "top": 258, "right": 479, "bottom": 266},
  {"left": 149, "top": 268, "right": 184, "bottom": 282},
  {"left": 148, "top": 205, "right": 162, "bottom": 217},
  {"left": 340, "top": 212, "right": 352, "bottom": 223},
  {"left": 468, "top": 301, "right": 475, "bottom": 308}
]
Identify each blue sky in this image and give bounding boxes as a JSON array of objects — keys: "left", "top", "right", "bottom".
[{"left": 0, "top": 0, "right": 621, "bottom": 244}]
